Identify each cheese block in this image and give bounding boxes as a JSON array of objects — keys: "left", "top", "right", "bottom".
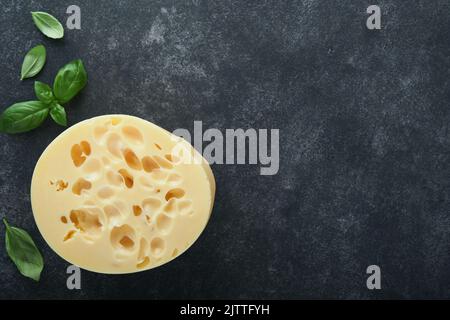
[{"left": 31, "top": 115, "right": 215, "bottom": 273}]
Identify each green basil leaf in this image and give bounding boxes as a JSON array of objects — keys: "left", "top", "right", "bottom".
[
  {"left": 31, "top": 11, "right": 64, "bottom": 39},
  {"left": 49, "top": 103, "right": 67, "bottom": 126},
  {"left": 0, "top": 101, "right": 49, "bottom": 134},
  {"left": 34, "top": 81, "right": 55, "bottom": 104},
  {"left": 53, "top": 59, "right": 88, "bottom": 104},
  {"left": 20, "top": 44, "right": 46, "bottom": 80},
  {"left": 3, "top": 219, "right": 44, "bottom": 281}
]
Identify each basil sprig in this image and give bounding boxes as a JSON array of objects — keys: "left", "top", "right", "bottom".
[
  {"left": 34, "top": 81, "right": 54, "bottom": 104},
  {"left": 21, "top": 45, "right": 46, "bottom": 80},
  {"left": 0, "top": 101, "right": 49, "bottom": 134},
  {"left": 31, "top": 11, "right": 64, "bottom": 39},
  {"left": 3, "top": 219, "right": 44, "bottom": 281},
  {"left": 49, "top": 103, "right": 67, "bottom": 126},
  {"left": 0, "top": 59, "right": 87, "bottom": 133},
  {"left": 53, "top": 59, "right": 88, "bottom": 104}
]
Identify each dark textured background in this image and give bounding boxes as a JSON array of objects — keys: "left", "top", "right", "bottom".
[{"left": 1, "top": 0, "right": 450, "bottom": 299}]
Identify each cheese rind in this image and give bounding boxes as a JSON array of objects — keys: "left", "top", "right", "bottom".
[{"left": 31, "top": 115, "right": 215, "bottom": 273}]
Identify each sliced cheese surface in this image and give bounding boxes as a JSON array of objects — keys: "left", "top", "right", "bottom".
[{"left": 31, "top": 115, "right": 215, "bottom": 273}]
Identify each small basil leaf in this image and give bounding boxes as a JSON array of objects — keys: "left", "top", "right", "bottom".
[
  {"left": 0, "top": 101, "right": 49, "bottom": 134},
  {"left": 3, "top": 219, "right": 44, "bottom": 281},
  {"left": 21, "top": 45, "right": 46, "bottom": 80},
  {"left": 53, "top": 59, "right": 88, "bottom": 104},
  {"left": 34, "top": 81, "right": 55, "bottom": 104},
  {"left": 49, "top": 103, "right": 67, "bottom": 126},
  {"left": 31, "top": 11, "right": 64, "bottom": 39}
]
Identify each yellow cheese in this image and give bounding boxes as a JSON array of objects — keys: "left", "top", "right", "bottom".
[{"left": 31, "top": 115, "right": 215, "bottom": 273}]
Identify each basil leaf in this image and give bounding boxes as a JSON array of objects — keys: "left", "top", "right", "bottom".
[
  {"left": 34, "top": 81, "right": 55, "bottom": 104},
  {"left": 49, "top": 103, "right": 67, "bottom": 126},
  {"left": 0, "top": 101, "right": 49, "bottom": 134},
  {"left": 31, "top": 11, "right": 64, "bottom": 39},
  {"left": 3, "top": 219, "right": 44, "bottom": 281},
  {"left": 20, "top": 45, "right": 46, "bottom": 80},
  {"left": 53, "top": 59, "right": 88, "bottom": 104}
]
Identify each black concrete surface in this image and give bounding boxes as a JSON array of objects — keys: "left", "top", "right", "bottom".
[{"left": 1, "top": 0, "right": 450, "bottom": 299}]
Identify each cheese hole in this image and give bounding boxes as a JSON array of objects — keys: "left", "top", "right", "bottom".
[
  {"left": 104, "top": 205, "right": 122, "bottom": 226},
  {"left": 167, "top": 173, "right": 182, "bottom": 185},
  {"left": 60, "top": 216, "right": 68, "bottom": 224},
  {"left": 118, "top": 169, "right": 134, "bottom": 188},
  {"left": 154, "top": 143, "right": 162, "bottom": 150},
  {"left": 111, "top": 224, "right": 135, "bottom": 251},
  {"left": 114, "top": 200, "right": 127, "bottom": 212},
  {"left": 178, "top": 200, "right": 193, "bottom": 215},
  {"left": 150, "top": 237, "right": 165, "bottom": 257},
  {"left": 165, "top": 154, "right": 180, "bottom": 164},
  {"left": 98, "top": 186, "right": 115, "bottom": 199},
  {"left": 106, "top": 170, "right": 124, "bottom": 186},
  {"left": 151, "top": 170, "right": 168, "bottom": 182},
  {"left": 156, "top": 213, "right": 173, "bottom": 234},
  {"left": 94, "top": 125, "right": 108, "bottom": 141},
  {"left": 136, "top": 257, "right": 150, "bottom": 269},
  {"left": 172, "top": 248, "right": 178, "bottom": 257},
  {"left": 82, "top": 158, "right": 102, "bottom": 180},
  {"left": 165, "top": 188, "right": 185, "bottom": 201},
  {"left": 64, "top": 230, "right": 76, "bottom": 242},
  {"left": 138, "top": 176, "right": 154, "bottom": 190},
  {"left": 122, "top": 126, "right": 144, "bottom": 145},
  {"left": 111, "top": 118, "right": 121, "bottom": 126},
  {"left": 154, "top": 155, "right": 173, "bottom": 169},
  {"left": 72, "top": 178, "right": 92, "bottom": 195},
  {"left": 51, "top": 180, "right": 69, "bottom": 191},
  {"left": 71, "top": 144, "right": 86, "bottom": 167},
  {"left": 133, "top": 205, "right": 142, "bottom": 216},
  {"left": 142, "top": 198, "right": 161, "bottom": 213},
  {"left": 138, "top": 238, "right": 148, "bottom": 261},
  {"left": 123, "top": 148, "right": 142, "bottom": 170},
  {"left": 106, "top": 133, "right": 123, "bottom": 158},
  {"left": 145, "top": 215, "right": 152, "bottom": 225},
  {"left": 119, "top": 236, "right": 134, "bottom": 248},
  {"left": 80, "top": 141, "right": 91, "bottom": 156},
  {"left": 163, "top": 198, "right": 177, "bottom": 215},
  {"left": 69, "top": 209, "right": 102, "bottom": 235},
  {"left": 137, "top": 238, "right": 150, "bottom": 268},
  {"left": 141, "top": 156, "right": 159, "bottom": 172}
]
